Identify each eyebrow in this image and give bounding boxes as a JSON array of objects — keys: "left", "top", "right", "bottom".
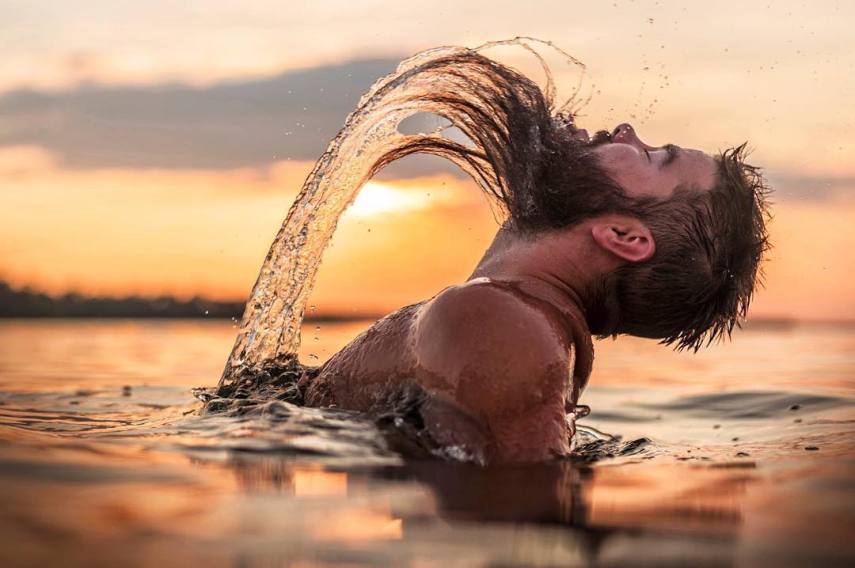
[{"left": 662, "top": 144, "right": 680, "bottom": 168}]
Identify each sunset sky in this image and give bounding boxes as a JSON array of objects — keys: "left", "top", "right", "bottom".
[{"left": 2, "top": 0, "right": 853, "bottom": 320}]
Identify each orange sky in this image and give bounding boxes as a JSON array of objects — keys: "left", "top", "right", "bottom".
[
  {"left": 2, "top": 1, "right": 854, "bottom": 321},
  {"left": 2, "top": 152, "right": 853, "bottom": 320}
]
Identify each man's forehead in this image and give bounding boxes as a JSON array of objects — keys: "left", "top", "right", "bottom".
[{"left": 676, "top": 148, "right": 718, "bottom": 191}]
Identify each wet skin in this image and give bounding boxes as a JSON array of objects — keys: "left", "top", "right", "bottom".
[
  {"left": 304, "top": 278, "right": 586, "bottom": 463},
  {"left": 304, "top": 124, "right": 719, "bottom": 464}
]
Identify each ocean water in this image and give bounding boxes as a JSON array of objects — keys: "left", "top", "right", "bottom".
[{"left": 0, "top": 318, "right": 853, "bottom": 567}]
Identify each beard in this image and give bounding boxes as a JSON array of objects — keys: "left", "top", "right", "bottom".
[
  {"left": 553, "top": 113, "right": 614, "bottom": 147},
  {"left": 508, "top": 115, "right": 630, "bottom": 232}
]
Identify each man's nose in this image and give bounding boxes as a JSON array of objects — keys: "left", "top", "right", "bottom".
[{"left": 612, "top": 123, "right": 654, "bottom": 150}]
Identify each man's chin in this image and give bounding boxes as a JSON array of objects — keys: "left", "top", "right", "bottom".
[{"left": 556, "top": 116, "right": 610, "bottom": 147}]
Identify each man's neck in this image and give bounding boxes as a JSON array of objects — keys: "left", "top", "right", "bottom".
[{"left": 469, "top": 223, "right": 619, "bottom": 335}]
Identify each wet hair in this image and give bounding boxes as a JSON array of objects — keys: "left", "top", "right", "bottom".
[
  {"left": 517, "top": 137, "right": 771, "bottom": 351},
  {"left": 606, "top": 147, "right": 772, "bottom": 350},
  {"left": 370, "top": 47, "right": 771, "bottom": 350}
]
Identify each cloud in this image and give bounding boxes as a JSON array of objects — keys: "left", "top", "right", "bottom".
[
  {"left": 0, "top": 58, "right": 406, "bottom": 170},
  {"left": 765, "top": 174, "right": 855, "bottom": 201},
  {"left": 1, "top": 57, "right": 851, "bottom": 200}
]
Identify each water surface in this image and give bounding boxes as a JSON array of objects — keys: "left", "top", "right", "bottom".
[{"left": 0, "top": 319, "right": 853, "bottom": 567}]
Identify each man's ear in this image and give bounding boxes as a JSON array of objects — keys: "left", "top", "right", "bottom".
[{"left": 590, "top": 216, "right": 655, "bottom": 263}]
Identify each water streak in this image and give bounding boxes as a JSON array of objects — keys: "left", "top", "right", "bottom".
[{"left": 218, "top": 38, "right": 588, "bottom": 391}]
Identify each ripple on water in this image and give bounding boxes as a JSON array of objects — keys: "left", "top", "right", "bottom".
[{"left": 0, "top": 381, "right": 853, "bottom": 568}]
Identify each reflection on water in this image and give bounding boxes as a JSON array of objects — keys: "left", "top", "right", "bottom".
[{"left": 0, "top": 320, "right": 853, "bottom": 567}]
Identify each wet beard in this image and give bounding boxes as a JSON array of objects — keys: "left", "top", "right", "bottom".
[
  {"left": 553, "top": 113, "right": 613, "bottom": 147},
  {"left": 518, "top": 124, "right": 628, "bottom": 232}
]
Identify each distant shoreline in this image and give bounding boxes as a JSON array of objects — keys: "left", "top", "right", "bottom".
[
  {"left": 0, "top": 314, "right": 380, "bottom": 322},
  {"left": 0, "top": 281, "right": 380, "bottom": 322},
  {"left": 1, "top": 281, "right": 851, "bottom": 327}
]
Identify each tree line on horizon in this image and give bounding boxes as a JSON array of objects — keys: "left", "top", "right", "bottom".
[
  {"left": 0, "top": 281, "right": 376, "bottom": 321},
  {"left": 0, "top": 280, "right": 244, "bottom": 318}
]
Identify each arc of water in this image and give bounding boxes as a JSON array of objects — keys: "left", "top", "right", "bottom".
[{"left": 218, "top": 39, "right": 587, "bottom": 389}]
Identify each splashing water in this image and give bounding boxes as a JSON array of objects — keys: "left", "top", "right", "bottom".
[{"left": 217, "top": 38, "right": 590, "bottom": 392}]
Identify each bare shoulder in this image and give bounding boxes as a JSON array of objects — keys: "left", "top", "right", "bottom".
[
  {"left": 413, "top": 279, "right": 572, "bottom": 415},
  {"left": 415, "top": 278, "right": 571, "bottom": 356}
]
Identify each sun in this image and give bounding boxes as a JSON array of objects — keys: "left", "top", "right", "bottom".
[{"left": 346, "top": 181, "right": 435, "bottom": 218}]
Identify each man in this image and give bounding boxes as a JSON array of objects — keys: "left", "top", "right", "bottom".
[{"left": 291, "top": 50, "right": 772, "bottom": 464}]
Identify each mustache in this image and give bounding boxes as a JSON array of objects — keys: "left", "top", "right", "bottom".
[
  {"left": 589, "top": 129, "right": 613, "bottom": 146},
  {"left": 555, "top": 114, "right": 612, "bottom": 147}
]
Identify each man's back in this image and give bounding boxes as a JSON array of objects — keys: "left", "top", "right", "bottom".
[{"left": 303, "top": 278, "right": 581, "bottom": 462}]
